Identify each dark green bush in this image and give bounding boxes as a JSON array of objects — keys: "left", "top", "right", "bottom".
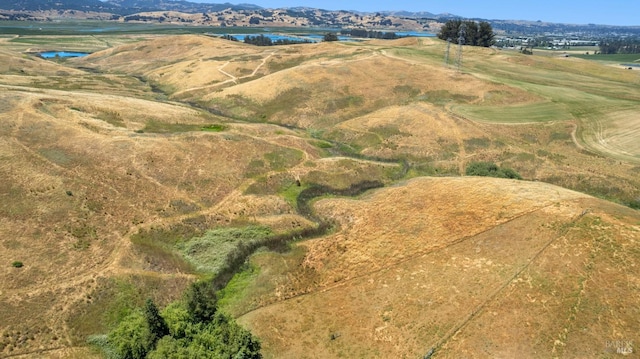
[
  {"left": 465, "top": 161, "right": 521, "bottom": 179},
  {"left": 11, "top": 261, "right": 23, "bottom": 268}
]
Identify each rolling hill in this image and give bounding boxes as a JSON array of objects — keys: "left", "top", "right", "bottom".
[{"left": 0, "top": 30, "right": 639, "bottom": 358}]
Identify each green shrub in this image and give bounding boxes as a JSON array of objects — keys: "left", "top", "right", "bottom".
[
  {"left": 180, "top": 226, "right": 273, "bottom": 275},
  {"left": 465, "top": 161, "right": 521, "bottom": 179},
  {"left": 107, "top": 310, "right": 151, "bottom": 359},
  {"left": 101, "top": 282, "right": 262, "bottom": 359},
  {"left": 11, "top": 261, "right": 23, "bottom": 268}
]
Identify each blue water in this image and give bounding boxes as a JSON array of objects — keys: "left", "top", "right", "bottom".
[
  {"left": 224, "top": 33, "right": 358, "bottom": 43},
  {"left": 229, "top": 34, "right": 315, "bottom": 42},
  {"left": 303, "top": 34, "right": 354, "bottom": 41},
  {"left": 40, "top": 51, "right": 89, "bottom": 58},
  {"left": 396, "top": 31, "right": 436, "bottom": 37}
]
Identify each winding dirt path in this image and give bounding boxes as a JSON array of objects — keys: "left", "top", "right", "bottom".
[{"left": 173, "top": 50, "right": 277, "bottom": 97}]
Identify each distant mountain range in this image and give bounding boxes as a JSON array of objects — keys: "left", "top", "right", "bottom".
[
  {"left": 0, "top": 0, "right": 458, "bottom": 31},
  {"left": 0, "top": 0, "right": 450, "bottom": 17},
  {"left": 1, "top": 0, "right": 262, "bottom": 14}
]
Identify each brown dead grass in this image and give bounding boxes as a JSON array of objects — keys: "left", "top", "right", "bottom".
[{"left": 238, "top": 179, "right": 639, "bottom": 358}]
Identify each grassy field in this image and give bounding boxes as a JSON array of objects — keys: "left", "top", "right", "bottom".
[
  {"left": 1, "top": 24, "right": 639, "bottom": 358},
  {"left": 573, "top": 53, "right": 640, "bottom": 62}
]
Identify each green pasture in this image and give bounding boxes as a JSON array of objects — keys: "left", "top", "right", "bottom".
[
  {"left": 573, "top": 53, "right": 640, "bottom": 63},
  {"left": 454, "top": 101, "right": 573, "bottom": 124}
]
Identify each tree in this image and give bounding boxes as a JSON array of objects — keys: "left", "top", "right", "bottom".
[
  {"left": 144, "top": 298, "right": 170, "bottom": 349},
  {"left": 185, "top": 281, "right": 218, "bottom": 323},
  {"left": 103, "top": 281, "right": 262, "bottom": 359},
  {"left": 438, "top": 20, "right": 495, "bottom": 47},
  {"left": 477, "top": 21, "right": 495, "bottom": 47},
  {"left": 323, "top": 32, "right": 338, "bottom": 42},
  {"left": 437, "top": 19, "right": 461, "bottom": 43},
  {"left": 244, "top": 34, "right": 272, "bottom": 46},
  {"left": 108, "top": 311, "right": 151, "bottom": 359}
]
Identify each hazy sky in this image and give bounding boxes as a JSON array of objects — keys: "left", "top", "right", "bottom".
[{"left": 211, "top": 0, "right": 639, "bottom": 26}]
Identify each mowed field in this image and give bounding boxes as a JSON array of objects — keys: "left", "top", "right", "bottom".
[{"left": 0, "top": 31, "right": 639, "bottom": 358}]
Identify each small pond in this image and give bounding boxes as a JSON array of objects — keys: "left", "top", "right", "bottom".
[{"left": 39, "top": 51, "right": 89, "bottom": 58}]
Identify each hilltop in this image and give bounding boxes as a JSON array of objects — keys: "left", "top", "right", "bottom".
[{"left": 0, "top": 29, "right": 639, "bottom": 358}]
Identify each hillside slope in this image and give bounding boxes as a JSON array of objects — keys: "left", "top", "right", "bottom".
[
  {"left": 236, "top": 177, "right": 639, "bottom": 358},
  {"left": 0, "top": 33, "right": 639, "bottom": 358}
]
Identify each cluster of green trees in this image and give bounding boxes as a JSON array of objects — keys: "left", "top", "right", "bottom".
[
  {"left": 323, "top": 33, "right": 339, "bottom": 42},
  {"left": 243, "top": 34, "right": 311, "bottom": 46},
  {"left": 340, "top": 29, "right": 398, "bottom": 39},
  {"left": 465, "top": 161, "right": 521, "bottom": 179},
  {"left": 96, "top": 281, "right": 261, "bottom": 359},
  {"left": 221, "top": 34, "right": 239, "bottom": 42},
  {"left": 599, "top": 38, "right": 640, "bottom": 54},
  {"left": 437, "top": 20, "right": 495, "bottom": 47}
]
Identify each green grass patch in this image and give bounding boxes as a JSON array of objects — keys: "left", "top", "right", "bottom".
[
  {"left": 130, "top": 220, "right": 206, "bottom": 273},
  {"left": 463, "top": 137, "right": 491, "bottom": 151},
  {"left": 259, "top": 87, "right": 311, "bottom": 119},
  {"left": 179, "top": 226, "right": 273, "bottom": 275},
  {"left": 311, "top": 139, "right": 333, "bottom": 149},
  {"left": 573, "top": 53, "right": 640, "bottom": 63},
  {"left": 67, "top": 276, "right": 150, "bottom": 342},
  {"left": 455, "top": 101, "right": 573, "bottom": 123},
  {"left": 142, "top": 120, "right": 226, "bottom": 133},
  {"left": 263, "top": 148, "right": 304, "bottom": 171},
  {"left": 328, "top": 95, "right": 364, "bottom": 111},
  {"left": 422, "top": 90, "right": 477, "bottom": 105},
  {"left": 216, "top": 263, "right": 260, "bottom": 313},
  {"left": 200, "top": 124, "right": 226, "bottom": 132},
  {"left": 267, "top": 56, "right": 306, "bottom": 72},
  {"left": 131, "top": 233, "right": 195, "bottom": 274},
  {"left": 278, "top": 180, "right": 308, "bottom": 209},
  {"left": 393, "top": 84, "right": 421, "bottom": 97}
]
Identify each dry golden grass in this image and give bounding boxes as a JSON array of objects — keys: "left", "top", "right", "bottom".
[
  {"left": 77, "top": 35, "right": 271, "bottom": 94},
  {"left": 238, "top": 178, "right": 639, "bottom": 358},
  {"left": 1, "top": 33, "right": 639, "bottom": 358}
]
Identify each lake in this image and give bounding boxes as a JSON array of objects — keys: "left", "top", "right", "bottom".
[
  {"left": 395, "top": 31, "right": 436, "bottom": 38},
  {"left": 227, "top": 34, "right": 316, "bottom": 43},
  {"left": 40, "top": 51, "right": 90, "bottom": 58}
]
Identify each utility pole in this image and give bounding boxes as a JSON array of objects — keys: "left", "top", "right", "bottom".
[
  {"left": 444, "top": 37, "right": 451, "bottom": 67},
  {"left": 456, "top": 23, "right": 466, "bottom": 72}
]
